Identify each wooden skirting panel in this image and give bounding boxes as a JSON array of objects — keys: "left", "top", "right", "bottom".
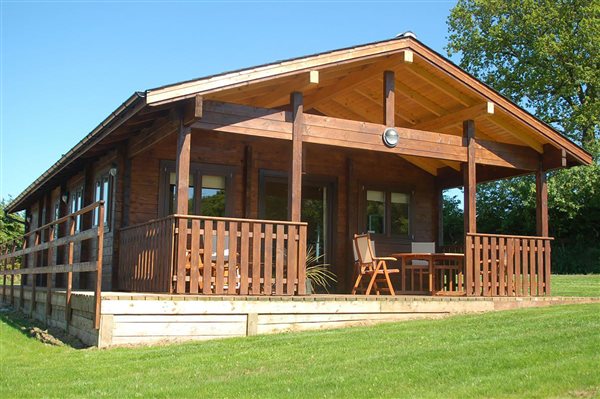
[
  {"left": 96, "top": 294, "right": 600, "bottom": 348},
  {"left": 0, "top": 286, "right": 99, "bottom": 346}
]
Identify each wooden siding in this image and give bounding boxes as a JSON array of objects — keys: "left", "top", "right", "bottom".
[{"left": 127, "top": 129, "right": 436, "bottom": 292}]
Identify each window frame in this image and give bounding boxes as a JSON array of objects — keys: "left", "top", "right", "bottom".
[
  {"left": 361, "top": 184, "right": 414, "bottom": 239},
  {"left": 158, "top": 160, "right": 235, "bottom": 217},
  {"left": 69, "top": 184, "right": 84, "bottom": 232},
  {"left": 92, "top": 170, "right": 113, "bottom": 230}
]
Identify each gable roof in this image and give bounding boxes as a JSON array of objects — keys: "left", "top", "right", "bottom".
[{"left": 6, "top": 35, "right": 593, "bottom": 213}]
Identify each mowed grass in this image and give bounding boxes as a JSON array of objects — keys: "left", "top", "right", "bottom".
[
  {"left": 1, "top": 304, "right": 599, "bottom": 398},
  {"left": 552, "top": 274, "right": 600, "bottom": 297}
]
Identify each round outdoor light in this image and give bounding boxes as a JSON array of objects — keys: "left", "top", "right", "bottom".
[{"left": 382, "top": 127, "right": 399, "bottom": 148}]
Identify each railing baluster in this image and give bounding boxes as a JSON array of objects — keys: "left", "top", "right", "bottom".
[
  {"left": 251, "top": 223, "right": 262, "bottom": 295},
  {"left": 275, "top": 225, "right": 285, "bottom": 295},
  {"left": 215, "top": 221, "right": 226, "bottom": 295},
  {"left": 287, "top": 225, "right": 298, "bottom": 295},
  {"left": 263, "top": 224, "right": 273, "bottom": 296},
  {"left": 529, "top": 239, "right": 536, "bottom": 297},
  {"left": 240, "top": 222, "right": 250, "bottom": 295},
  {"left": 190, "top": 219, "right": 201, "bottom": 294},
  {"left": 203, "top": 220, "right": 213, "bottom": 294},
  {"left": 228, "top": 222, "right": 238, "bottom": 294}
]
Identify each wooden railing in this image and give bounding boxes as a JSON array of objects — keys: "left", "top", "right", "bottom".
[
  {"left": 118, "top": 215, "right": 308, "bottom": 296},
  {"left": 465, "top": 233, "right": 553, "bottom": 297},
  {"left": 0, "top": 201, "right": 105, "bottom": 328},
  {"left": 118, "top": 217, "right": 175, "bottom": 293}
]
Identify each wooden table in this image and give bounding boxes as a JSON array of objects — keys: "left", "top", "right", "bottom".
[{"left": 392, "top": 253, "right": 464, "bottom": 295}]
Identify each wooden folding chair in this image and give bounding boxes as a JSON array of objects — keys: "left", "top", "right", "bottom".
[{"left": 351, "top": 233, "right": 399, "bottom": 295}]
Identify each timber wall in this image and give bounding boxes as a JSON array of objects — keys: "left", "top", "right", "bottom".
[
  {"left": 127, "top": 130, "right": 438, "bottom": 292},
  {"left": 0, "top": 286, "right": 99, "bottom": 346},
  {"left": 96, "top": 294, "right": 599, "bottom": 348}
]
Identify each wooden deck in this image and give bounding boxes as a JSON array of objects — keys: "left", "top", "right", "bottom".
[{"left": 2, "top": 285, "right": 598, "bottom": 348}]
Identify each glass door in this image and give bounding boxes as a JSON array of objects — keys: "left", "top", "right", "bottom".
[{"left": 259, "top": 172, "right": 334, "bottom": 264}]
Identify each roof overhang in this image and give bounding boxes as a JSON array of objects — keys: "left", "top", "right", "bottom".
[{"left": 7, "top": 35, "right": 593, "bottom": 213}]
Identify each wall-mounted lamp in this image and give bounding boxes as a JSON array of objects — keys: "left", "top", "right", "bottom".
[
  {"left": 109, "top": 166, "right": 117, "bottom": 177},
  {"left": 61, "top": 192, "right": 69, "bottom": 203},
  {"left": 382, "top": 127, "right": 399, "bottom": 148}
]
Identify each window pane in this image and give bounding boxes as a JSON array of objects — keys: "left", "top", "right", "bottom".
[
  {"left": 168, "top": 172, "right": 194, "bottom": 215},
  {"left": 94, "top": 181, "right": 102, "bottom": 225},
  {"left": 264, "top": 180, "right": 288, "bottom": 221},
  {"left": 366, "top": 190, "right": 385, "bottom": 234},
  {"left": 102, "top": 177, "right": 110, "bottom": 224},
  {"left": 391, "top": 192, "right": 410, "bottom": 236},
  {"left": 200, "top": 175, "right": 226, "bottom": 216}
]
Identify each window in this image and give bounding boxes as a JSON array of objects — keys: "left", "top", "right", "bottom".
[
  {"left": 93, "top": 173, "right": 111, "bottom": 227},
  {"left": 366, "top": 191, "right": 385, "bottom": 234},
  {"left": 365, "top": 189, "right": 411, "bottom": 237},
  {"left": 200, "top": 175, "right": 226, "bottom": 217},
  {"left": 69, "top": 186, "right": 83, "bottom": 232},
  {"left": 53, "top": 201, "right": 60, "bottom": 238},
  {"left": 160, "top": 161, "right": 233, "bottom": 217}
]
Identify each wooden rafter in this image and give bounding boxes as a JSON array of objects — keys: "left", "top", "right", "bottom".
[
  {"left": 303, "top": 54, "right": 409, "bottom": 110},
  {"left": 414, "top": 102, "right": 494, "bottom": 131},
  {"left": 486, "top": 110, "right": 544, "bottom": 153},
  {"left": 403, "top": 63, "right": 472, "bottom": 107}
]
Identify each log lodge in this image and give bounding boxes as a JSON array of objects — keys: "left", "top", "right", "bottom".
[{"left": 1, "top": 34, "right": 594, "bottom": 346}]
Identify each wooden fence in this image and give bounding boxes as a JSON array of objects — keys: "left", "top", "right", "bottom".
[
  {"left": 0, "top": 201, "right": 105, "bottom": 328},
  {"left": 118, "top": 217, "right": 175, "bottom": 292},
  {"left": 465, "top": 233, "right": 552, "bottom": 296},
  {"left": 118, "top": 215, "right": 308, "bottom": 295}
]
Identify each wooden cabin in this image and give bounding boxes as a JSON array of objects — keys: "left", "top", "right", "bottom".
[{"left": 4, "top": 35, "right": 592, "bottom": 302}]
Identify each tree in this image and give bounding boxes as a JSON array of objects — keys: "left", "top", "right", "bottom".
[
  {"left": 447, "top": 0, "right": 600, "bottom": 273},
  {"left": 0, "top": 199, "right": 25, "bottom": 246},
  {"left": 448, "top": 0, "right": 599, "bottom": 150}
]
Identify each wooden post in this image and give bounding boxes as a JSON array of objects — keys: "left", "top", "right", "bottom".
[
  {"left": 435, "top": 184, "right": 444, "bottom": 249},
  {"left": 383, "top": 70, "right": 395, "bottom": 127},
  {"left": 46, "top": 221, "right": 55, "bottom": 319},
  {"left": 462, "top": 120, "right": 476, "bottom": 295},
  {"left": 536, "top": 160, "right": 548, "bottom": 237},
  {"left": 243, "top": 144, "right": 253, "bottom": 218},
  {"left": 289, "top": 92, "right": 303, "bottom": 222},
  {"left": 30, "top": 231, "right": 39, "bottom": 315},
  {"left": 536, "top": 158, "right": 550, "bottom": 295},
  {"left": 175, "top": 119, "right": 192, "bottom": 293},
  {"left": 65, "top": 215, "right": 75, "bottom": 325},
  {"left": 94, "top": 202, "right": 104, "bottom": 329}
]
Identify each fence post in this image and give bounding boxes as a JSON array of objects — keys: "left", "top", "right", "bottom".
[
  {"left": 65, "top": 215, "right": 75, "bottom": 326},
  {"left": 30, "top": 231, "right": 39, "bottom": 316},
  {"left": 46, "top": 222, "right": 55, "bottom": 320},
  {"left": 94, "top": 202, "right": 104, "bottom": 329},
  {"left": 19, "top": 238, "right": 29, "bottom": 311}
]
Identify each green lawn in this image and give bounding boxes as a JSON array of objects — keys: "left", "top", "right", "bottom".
[
  {"left": 1, "top": 303, "right": 599, "bottom": 398},
  {"left": 552, "top": 274, "right": 600, "bottom": 297}
]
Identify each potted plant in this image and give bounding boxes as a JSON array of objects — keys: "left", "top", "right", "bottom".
[{"left": 305, "top": 245, "right": 337, "bottom": 294}]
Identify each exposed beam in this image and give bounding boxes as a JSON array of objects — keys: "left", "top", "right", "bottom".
[
  {"left": 247, "top": 72, "right": 321, "bottom": 108},
  {"left": 383, "top": 70, "right": 395, "bottom": 127},
  {"left": 127, "top": 116, "right": 178, "bottom": 158},
  {"left": 191, "top": 100, "right": 540, "bottom": 170},
  {"left": 542, "top": 143, "right": 567, "bottom": 170},
  {"left": 403, "top": 63, "right": 472, "bottom": 107},
  {"left": 400, "top": 155, "right": 438, "bottom": 175},
  {"left": 394, "top": 79, "right": 447, "bottom": 116},
  {"left": 354, "top": 88, "right": 416, "bottom": 125},
  {"left": 413, "top": 102, "right": 494, "bottom": 131},
  {"left": 486, "top": 110, "right": 544, "bottom": 153},
  {"left": 303, "top": 54, "right": 407, "bottom": 110}
]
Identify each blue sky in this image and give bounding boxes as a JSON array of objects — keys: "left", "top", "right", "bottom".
[{"left": 0, "top": 0, "right": 457, "bottom": 201}]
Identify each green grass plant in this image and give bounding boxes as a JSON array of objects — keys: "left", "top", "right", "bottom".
[{"left": 1, "top": 303, "right": 599, "bottom": 398}]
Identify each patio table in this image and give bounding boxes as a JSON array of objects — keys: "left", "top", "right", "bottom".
[{"left": 392, "top": 252, "right": 464, "bottom": 295}]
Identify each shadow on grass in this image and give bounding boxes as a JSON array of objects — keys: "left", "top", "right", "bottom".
[{"left": 0, "top": 307, "right": 89, "bottom": 349}]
